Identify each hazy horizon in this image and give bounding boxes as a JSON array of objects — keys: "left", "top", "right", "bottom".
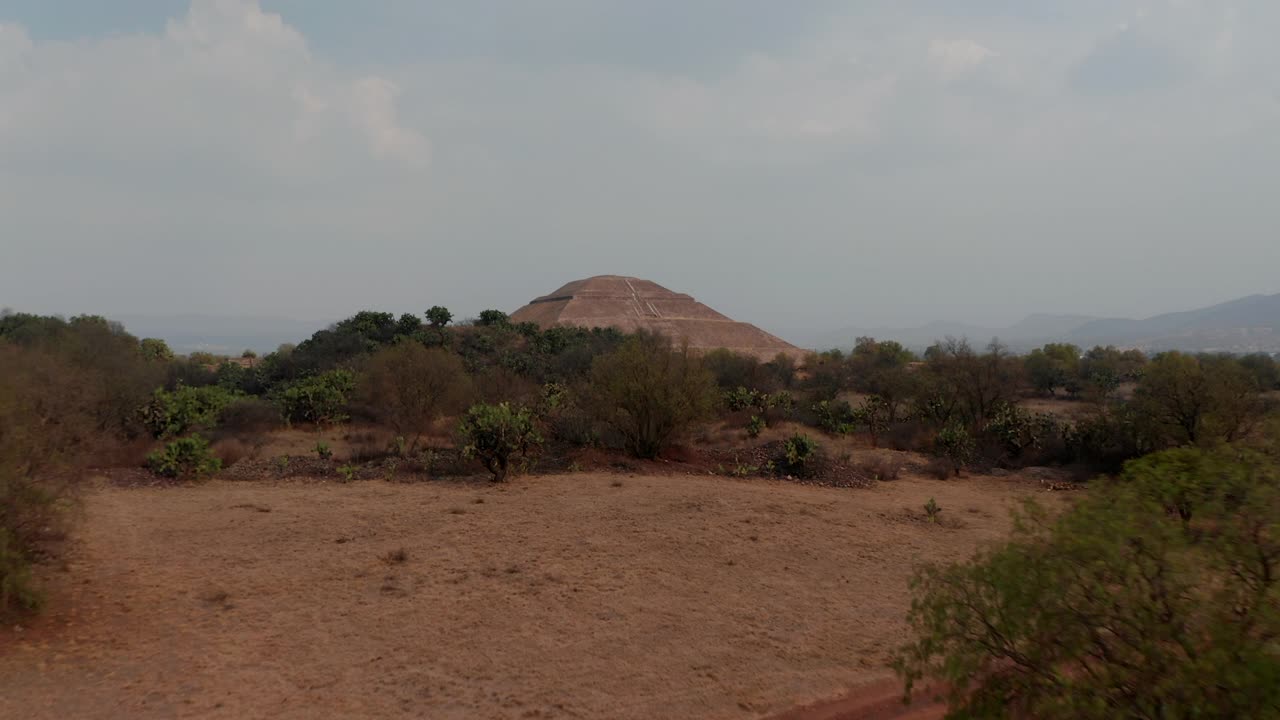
[{"left": 4, "top": 1, "right": 1279, "bottom": 331}]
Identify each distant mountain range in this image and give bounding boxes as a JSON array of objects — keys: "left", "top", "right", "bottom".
[
  {"left": 791, "top": 293, "right": 1280, "bottom": 355},
  {"left": 113, "top": 314, "right": 331, "bottom": 355}
]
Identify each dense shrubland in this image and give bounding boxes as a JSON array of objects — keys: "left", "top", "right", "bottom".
[
  {"left": 896, "top": 441, "right": 1280, "bottom": 719},
  {"left": 2, "top": 303, "right": 1279, "bottom": 618}
]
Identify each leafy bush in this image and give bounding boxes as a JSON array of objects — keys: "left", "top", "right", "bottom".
[
  {"left": 276, "top": 369, "right": 355, "bottom": 425},
  {"left": 139, "top": 385, "right": 240, "bottom": 438},
  {"left": 981, "top": 402, "right": 1061, "bottom": 462},
  {"left": 935, "top": 423, "right": 975, "bottom": 476},
  {"left": 458, "top": 403, "right": 542, "bottom": 482},
  {"left": 812, "top": 399, "right": 857, "bottom": 435},
  {"left": 895, "top": 446, "right": 1280, "bottom": 718},
  {"left": 723, "top": 386, "right": 762, "bottom": 412},
  {"left": 1063, "top": 406, "right": 1148, "bottom": 472},
  {"left": 746, "top": 415, "right": 766, "bottom": 438},
  {"left": 146, "top": 436, "right": 222, "bottom": 479},
  {"left": 781, "top": 433, "right": 818, "bottom": 474},
  {"left": 314, "top": 442, "right": 332, "bottom": 461},
  {"left": 588, "top": 332, "right": 716, "bottom": 458}
]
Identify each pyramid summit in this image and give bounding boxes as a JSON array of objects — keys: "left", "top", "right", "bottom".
[{"left": 509, "top": 275, "right": 801, "bottom": 360}]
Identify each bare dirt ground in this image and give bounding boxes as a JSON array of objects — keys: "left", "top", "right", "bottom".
[{"left": 1, "top": 471, "right": 1054, "bottom": 719}]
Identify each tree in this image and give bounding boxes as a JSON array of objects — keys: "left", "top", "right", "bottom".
[
  {"left": 921, "top": 337, "right": 1022, "bottom": 428},
  {"left": 139, "top": 338, "right": 174, "bottom": 362},
  {"left": 476, "top": 309, "right": 509, "bottom": 327},
  {"left": 425, "top": 305, "right": 453, "bottom": 328},
  {"left": 1024, "top": 344, "right": 1081, "bottom": 397},
  {"left": 458, "top": 403, "right": 542, "bottom": 482},
  {"left": 1133, "top": 352, "right": 1259, "bottom": 447},
  {"left": 589, "top": 331, "right": 716, "bottom": 458},
  {"left": 895, "top": 446, "right": 1280, "bottom": 719},
  {"left": 1081, "top": 346, "right": 1147, "bottom": 398},
  {"left": 359, "top": 344, "right": 471, "bottom": 449}
]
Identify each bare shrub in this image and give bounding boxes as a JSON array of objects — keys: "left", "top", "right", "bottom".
[
  {"left": 924, "top": 457, "right": 953, "bottom": 480},
  {"left": 860, "top": 455, "right": 903, "bottom": 481},
  {"left": 588, "top": 331, "right": 717, "bottom": 459},
  {"left": 210, "top": 437, "right": 253, "bottom": 468},
  {"left": 359, "top": 344, "right": 471, "bottom": 450},
  {"left": 216, "top": 397, "right": 283, "bottom": 436}
]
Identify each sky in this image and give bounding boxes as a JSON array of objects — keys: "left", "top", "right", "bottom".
[{"left": 2, "top": 0, "right": 1278, "bottom": 335}]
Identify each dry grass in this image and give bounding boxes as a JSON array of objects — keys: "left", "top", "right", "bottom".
[{"left": 1, "top": 471, "right": 1055, "bottom": 719}]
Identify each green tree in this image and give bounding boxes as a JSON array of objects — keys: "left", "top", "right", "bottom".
[
  {"left": 1024, "top": 343, "right": 1081, "bottom": 397},
  {"left": 458, "top": 402, "right": 542, "bottom": 482},
  {"left": 425, "top": 305, "right": 453, "bottom": 328},
  {"left": 896, "top": 446, "right": 1280, "bottom": 719},
  {"left": 139, "top": 338, "right": 174, "bottom": 362},
  {"left": 476, "top": 309, "right": 509, "bottom": 327},
  {"left": 589, "top": 331, "right": 716, "bottom": 458}
]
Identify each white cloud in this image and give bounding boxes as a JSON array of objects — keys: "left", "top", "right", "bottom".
[{"left": 0, "top": 0, "right": 428, "bottom": 179}]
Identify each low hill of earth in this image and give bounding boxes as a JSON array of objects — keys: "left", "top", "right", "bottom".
[{"left": 801, "top": 293, "right": 1280, "bottom": 355}]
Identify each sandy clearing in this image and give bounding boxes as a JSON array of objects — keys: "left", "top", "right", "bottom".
[{"left": 1, "top": 472, "right": 1051, "bottom": 719}]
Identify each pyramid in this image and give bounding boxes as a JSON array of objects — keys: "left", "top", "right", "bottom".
[{"left": 509, "top": 276, "right": 802, "bottom": 360}]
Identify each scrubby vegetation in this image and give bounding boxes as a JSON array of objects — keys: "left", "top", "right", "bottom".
[
  {"left": 896, "top": 442, "right": 1280, "bottom": 718},
  {"left": 3, "top": 299, "right": 1279, "bottom": 654},
  {"left": 458, "top": 403, "right": 542, "bottom": 482}
]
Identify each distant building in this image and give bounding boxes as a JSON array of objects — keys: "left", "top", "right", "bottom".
[{"left": 510, "top": 275, "right": 802, "bottom": 360}]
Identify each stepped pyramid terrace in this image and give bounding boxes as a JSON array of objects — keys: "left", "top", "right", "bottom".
[{"left": 509, "top": 275, "right": 802, "bottom": 360}]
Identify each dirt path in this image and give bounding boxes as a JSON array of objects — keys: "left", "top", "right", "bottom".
[{"left": 1, "top": 472, "right": 1043, "bottom": 719}]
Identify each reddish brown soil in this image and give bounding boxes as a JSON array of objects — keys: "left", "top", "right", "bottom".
[{"left": 1, "top": 471, "right": 1053, "bottom": 719}]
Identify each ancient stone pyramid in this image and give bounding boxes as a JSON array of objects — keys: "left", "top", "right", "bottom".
[{"left": 509, "top": 275, "right": 801, "bottom": 360}]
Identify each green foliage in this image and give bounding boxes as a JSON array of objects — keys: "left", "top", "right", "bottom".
[
  {"left": 459, "top": 402, "right": 542, "bottom": 482},
  {"left": 139, "top": 337, "right": 174, "bottom": 362},
  {"left": 746, "top": 415, "right": 766, "bottom": 438},
  {"left": 935, "top": 423, "right": 975, "bottom": 476},
  {"left": 895, "top": 446, "right": 1280, "bottom": 719},
  {"left": 476, "top": 309, "right": 509, "bottom": 327},
  {"left": 276, "top": 369, "right": 355, "bottom": 425},
  {"left": 139, "top": 385, "right": 240, "bottom": 438},
  {"left": 982, "top": 402, "right": 1058, "bottom": 458},
  {"left": 1024, "top": 343, "right": 1081, "bottom": 396},
  {"left": 425, "top": 305, "right": 453, "bottom": 328},
  {"left": 923, "top": 497, "right": 941, "bottom": 522},
  {"left": 313, "top": 442, "right": 332, "bottom": 461},
  {"left": 782, "top": 433, "right": 818, "bottom": 473},
  {"left": 336, "top": 464, "right": 357, "bottom": 482},
  {"left": 854, "top": 395, "right": 891, "bottom": 447},
  {"left": 146, "top": 436, "right": 222, "bottom": 479},
  {"left": 1080, "top": 345, "right": 1147, "bottom": 397},
  {"left": 588, "top": 332, "right": 716, "bottom": 458},
  {"left": 812, "top": 399, "right": 857, "bottom": 435}
]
